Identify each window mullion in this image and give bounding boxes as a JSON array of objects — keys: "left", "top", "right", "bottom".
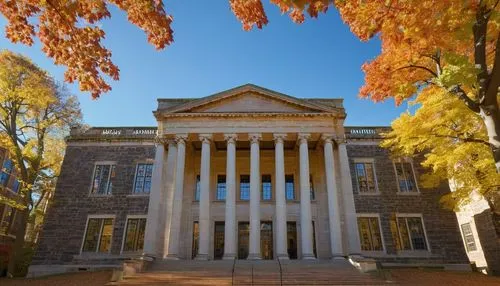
[
  {"left": 96, "top": 219, "right": 104, "bottom": 252},
  {"left": 405, "top": 218, "right": 413, "bottom": 250},
  {"left": 106, "top": 165, "right": 112, "bottom": 194}
]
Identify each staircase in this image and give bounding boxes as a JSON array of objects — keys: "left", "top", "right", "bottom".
[{"left": 115, "top": 259, "right": 387, "bottom": 285}]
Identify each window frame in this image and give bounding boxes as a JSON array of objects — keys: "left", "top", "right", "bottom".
[
  {"left": 120, "top": 215, "right": 147, "bottom": 253},
  {"left": 239, "top": 174, "right": 250, "bottom": 201},
  {"left": 89, "top": 161, "right": 116, "bottom": 196},
  {"left": 0, "top": 204, "right": 17, "bottom": 237},
  {"left": 131, "top": 162, "right": 154, "bottom": 195},
  {"left": 393, "top": 158, "right": 420, "bottom": 194},
  {"left": 215, "top": 174, "right": 227, "bottom": 201},
  {"left": 194, "top": 174, "right": 201, "bottom": 202},
  {"left": 353, "top": 158, "right": 379, "bottom": 195},
  {"left": 261, "top": 174, "right": 272, "bottom": 201},
  {"left": 356, "top": 213, "right": 386, "bottom": 253},
  {"left": 394, "top": 213, "right": 430, "bottom": 252},
  {"left": 461, "top": 222, "right": 477, "bottom": 252},
  {"left": 285, "top": 174, "right": 295, "bottom": 201},
  {"left": 80, "top": 214, "right": 115, "bottom": 254}
]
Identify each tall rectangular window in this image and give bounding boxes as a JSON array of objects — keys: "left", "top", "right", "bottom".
[
  {"left": 91, "top": 164, "right": 115, "bottom": 195},
  {"left": 262, "top": 175, "right": 272, "bottom": 201},
  {"left": 240, "top": 175, "right": 250, "bottom": 201},
  {"left": 0, "top": 204, "right": 16, "bottom": 235},
  {"left": 82, "top": 217, "right": 114, "bottom": 253},
  {"left": 216, "top": 175, "right": 226, "bottom": 201},
  {"left": 285, "top": 175, "right": 295, "bottom": 200},
  {"left": 461, "top": 223, "right": 477, "bottom": 252},
  {"left": 133, "top": 164, "right": 153, "bottom": 194},
  {"left": 391, "top": 216, "right": 428, "bottom": 251},
  {"left": 357, "top": 216, "right": 383, "bottom": 251},
  {"left": 194, "top": 175, "right": 200, "bottom": 201},
  {"left": 394, "top": 161, "right": 417, "bottom": 192},
  {"left": 355, "top": 162, "right": 377, "bottom": 193},
  {"left": 123, "top": 218, "right": 146, "bottom": 252},
  {"left": 0, "top": 159, "right": 13, "bottom": 187},
  {"left": 310, "top": 175, "right": 315, "bottom": 201}
]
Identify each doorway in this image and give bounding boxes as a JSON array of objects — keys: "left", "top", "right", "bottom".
[
  {"left": 214, "top": 221, "right": 225, "bottom": 260},
  {"left": 287, "top": 222, "right": 298, "bottom": 259},
  {"left": 261, "top": 221, "right": 273, "bottom": 260},
  {"left": 238, "top": 222, "right": 249, "bottom": 259}
]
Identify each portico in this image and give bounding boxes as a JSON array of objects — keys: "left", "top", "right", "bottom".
[{"left": 143, "top": 84, "right": 362, "bottom": 260}]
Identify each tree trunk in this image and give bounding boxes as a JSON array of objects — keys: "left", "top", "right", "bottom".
[
  {"left": 7, "top": 207, "right": 29, "bottom": 277},
  {"left": 480, "top": 104, "right": 500, "bottom": 173}
]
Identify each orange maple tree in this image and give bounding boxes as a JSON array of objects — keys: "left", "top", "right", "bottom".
[{"left": 0, "top": 0, "right": 173, "bottom": 99}]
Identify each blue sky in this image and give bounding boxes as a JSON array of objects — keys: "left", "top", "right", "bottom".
[{"left": 0, "top": 1, "right": 408, "bottom": 127}]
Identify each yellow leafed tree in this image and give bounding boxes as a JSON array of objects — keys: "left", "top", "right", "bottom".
[{"left": 0, "top": 50, "right": 82, "bottom": 276}]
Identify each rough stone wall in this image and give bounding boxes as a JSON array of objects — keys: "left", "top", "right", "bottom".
[
  {"left": 474, "top": 210, "right": 500, "bottom": 275},
  {"left": 347, "top": 144, "right": 469, "bottom": 264},
  {"left": 32, "top": 144, "right": 154, "bottom": 265}
]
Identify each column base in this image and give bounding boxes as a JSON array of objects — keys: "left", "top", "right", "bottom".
[
  {"left": 222, "top": 253, "right": 236, "bottom": 260},
  {"left": 301, "top": 253, "right": 316, "bottom": 260},
  {"left": 195, "top": 254, "right": 209, "bottom": 261},
  {"left": 164, "top": 254, "right": 180, "bottom": 260},
  {"left": 276, "top": 253, "right": 289, "bottom": 260},
  {"left": 247, "top": 253, "right": 262, "bottom": 260},
  {"left": 331, "top": 253, "right": 345, "bottom": 260}
]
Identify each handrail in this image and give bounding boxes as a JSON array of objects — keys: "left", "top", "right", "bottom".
[
  {"left": 231, "top": 258, "right": 236, "bottom": 286},
  {"left": 277, "top": 258, "right": 283, "bottom": 286}
]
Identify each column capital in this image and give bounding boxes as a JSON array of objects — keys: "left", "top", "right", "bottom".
[
  {"left": 224, "top": 133, "right": 238, "bottom": 144},
  {"left": 321, "top": 134, "right": 335, "bottom": 144},
  {"left": 248, "top": 133, "right": 262, "bottom": 144},
  {"left": 199, "top": 134, "right": 212, "bottom": 143},
  {"left": 175, "top": 134, "right": 188, "bottom": 144},
  {"left": 273, "top": 133, "right": 287, "bottom": 144},
  {"left": 297, "top": 133, "right": 310, "bottom": 144},
  {"left": 154, "top": 136, "right": 169, "bottom": 145}
]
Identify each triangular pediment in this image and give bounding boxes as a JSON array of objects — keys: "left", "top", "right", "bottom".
[{"left": 162, "top": 84, "right": 333, "bottom": 114}]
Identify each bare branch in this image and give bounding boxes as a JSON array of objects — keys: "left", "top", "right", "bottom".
[
  {"left": 448, "top": 85, "right": 481, "bottom": 113},
  {"left": 394, "top": 64, "right": 438, "bottom": 77}
]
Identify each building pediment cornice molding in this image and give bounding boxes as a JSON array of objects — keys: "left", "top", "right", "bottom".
[{"left": 157, "top": 112, "right": 345, "bottom": 119}]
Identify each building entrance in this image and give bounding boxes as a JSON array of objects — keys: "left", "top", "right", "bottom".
[
  {"left": 214, "top": 222, "right": 225, "bottom": 259},
  {"left": 238, "top": 222, "right": 249, "bottom": 259},
  {"left": 261, "top": 221, "right": 273, "bottom": 260},
  {"left": 287, "top": 222, "right": 298, "bottom": 259}
]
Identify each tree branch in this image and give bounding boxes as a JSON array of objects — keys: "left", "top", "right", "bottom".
[
  {"left": 448, "top": 85, "right": 481, "bottom": 113},
  {"left": 394, "top": 64, "right": 438, "bottom": 77},
  {"left": 473, "top": 3, "right": 490, "bottom": 102},
  {"left": 485, "top": 31, "right": 500, "bottom": 106}
]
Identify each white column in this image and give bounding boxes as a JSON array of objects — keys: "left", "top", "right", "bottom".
[
  {"left": 274, "top": 134, "right": 289, "bottom": 259},
  {"left": 338, "top": 142, "right": 362, "bottom": 256},
  {"left": 298, "top": 133, "right": 315, "bottom": 259},
  {"left": 166, "top": 134, "right": 188, "bottom": 259},
  {"left": 223, "top": 134, "right": 237, "bottom": 260},
  {"left": 248, "top": 133, "right": 262, "bottom": 260},
  {"left": 143, "top": 141, "right": 167, "bottom": 256},
  {"left": 162, "top": 140, "right": 177, "bottom": 257},
  {"left": 322, "top": 134, "right": 344, "bottom": 258},
  {"left": 196, "top": 134, "right": 212, "bottom": 260}
]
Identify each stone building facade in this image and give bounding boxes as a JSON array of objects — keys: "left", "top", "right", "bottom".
[{"left": 29, "top": 85, "right": 469, "bottom": 276}]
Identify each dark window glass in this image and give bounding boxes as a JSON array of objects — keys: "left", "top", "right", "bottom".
[
  {"left": 133, "top": 164, "right": 153, "bottom": 194},
  {"left": 357, "top": 217, "right": 383, "bottom": 251},
  {"left": 91, "top": 164, "right": 115, "bottom": 195},
  {"left": 0, "top": 205, "right": 16, "bottom": 235},
  {"left": 194, "top": 175, "right": 200, "bottom": 201},
  {"left": 216, "top": 175, "right": 226, "bottom": 201},
  {"left": 461, "top": 223, "right": 477, "bottom": 252},
  {"left": 355, "top": 162, "right": 377, "bottom": 192},
  {"left": 392, "top": 216, "right": 428, "bottom": 251},
  {"left": 310, "top": 175, "right": 315, "bottom": 200},
  {"left": 192, "top": 221, "right": 199, "bottom": 258},
  {"left": 123, "top": 218, "right": 146, "bottom": 252},
  {"left": 262, "top": 175, "right": 272, "bottom": 201},
  {"left": 0, "top": 159, "right": 13, "bottom": 187},
  {"left": 240, "top": 175, "right": 250, "bottom": 201},
  {"left": 82, "top": 218, "right": 114, "bottom": 253},
  {"left": 395, "top": 161, "right": 417, "bottom": 192},
  {"left": 285, "top": 175, "right": 295, "bottom": 200}
]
